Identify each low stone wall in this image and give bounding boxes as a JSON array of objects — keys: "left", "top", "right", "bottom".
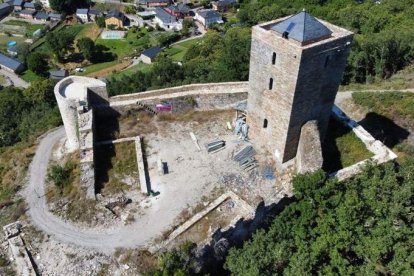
[
  {"left": 331, "top": 105, "right": 398, "bottom": 181},
  {"left": 108, "top": 82, "right": 249, "bottom": 114},
  {"left": 297, "top": 120, "right": 323, "bottom": 173},
  {"left": 78, "top": 108, "right": 95, "bottom": 199},
  {"left": 135, "top": 137, "right": 148, "bottom": 194}
]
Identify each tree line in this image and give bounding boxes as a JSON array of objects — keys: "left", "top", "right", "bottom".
[{"left": 107, "top": 27, "right": 251, "bottom": 96}]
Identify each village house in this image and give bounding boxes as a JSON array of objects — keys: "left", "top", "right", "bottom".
[
  {"left": 49, "top": 69, "right": 69, "bottom": 80},
  {"left": 10, "top": 0, "right": 23, "bottom": 11},
  {"left": 0, "top": 53, "right": 24, "bottom": 73},
  {"left": 34, "top": 11, "right": 49, "bottom": 22},
  {"left": 7, "top": 45, "right": 18, "bottom": 56},
  {"left": 140, "top": 46, "right": 162, "bottom": 64},
  {"left": 105, "top": 10, "right": 127, "bottom": 29},
  {"left": 23, "top": 1, "right": 35, "bottom": 10},
  {"left": 19, "top": 9, "right": 36, "bottom": 19},
  {"left": 139, "top": 0, "right": 170, "bottom": 8},
  {"left": 76, "top": 8, "right": 89, "bottom": 23},
  {"left": 154, "top": 7, "right": 182, "bottom": 31},
  {"left": 88, "top": 9, "right": 103, "bottom": 21},
  {"left": 0, "top": 2, "right": 12, "bottom": 18},
  {"left": 49, "top": 13, "right": 63, "bottom": 21},
  {"left": 212, "top": 0, "right": 237, "bottom": 12},
  {"left": 194, "top": 10, "right": 223, "bottom": 28},
  {"left": 40, "top": 0, "right": 50, "bottom": 8},
  {"left": 165, "top": 3, "right": 191, "bottom": 19}
]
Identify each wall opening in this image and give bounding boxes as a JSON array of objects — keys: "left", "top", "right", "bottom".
[
  {"left": 263, "top": 119, "right": 268, "bottom": 128},
  {"left": 269, "top": 78, "right": 273, "bottom": 90},
  {"left": 272, "top": 52, "right": 277, "bottom": 65},
  {"left": 324, "top": 55, "right": 330, "bottom": 68}
]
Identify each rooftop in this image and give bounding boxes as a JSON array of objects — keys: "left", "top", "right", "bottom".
[
  {"left": 141, "top": 46, "right": 162, "bottom": 59},
  {"left": 154, "top": 7, "right": 177, "bottom": 23},
  {"left": 106, "top": 10, "right": 125, "bottom": 20},
  {"left": 270, "top": 11, "right": 332, "bottom": 45},
  {"left": 197, "top": 9, "right": 222, "bottom": 19},
  {"left": 167, "top": 3, "right": 190, "bottom": 13},
  {"left": 76, "top": 8, "right": 88, "bottom": 15},
  {"left": 20, "top": 9, "right": 36, "bottom": 15},
  {"left": 23, "top": 2, "right": 35, "bottom": 8},
  {"left": 0, "top": 53, "right": 23, "bottom": 71},
  {"left": 0, "top": 3, "right": 11, "bottom": 9},
  {"left": 35, "top": 12, "right": 49, "bottom": 20}
]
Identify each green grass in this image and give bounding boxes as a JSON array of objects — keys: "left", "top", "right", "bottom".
[
  {"left": 163, "top": 37, "right": 202, "bottom": 62},
  {"left": 0, "top": 34, "right": 26, "bottom": 53},
  {"left": 95, "top": 142, "right": 139, "bottom": 195},
  {"left": 322, "top": 118, "right": 373, "bottom": 172},
  {"left": 3, "top": 20, "right": 44, "bottom": 37},
  {"left": 108, "top": 62, "right": 152, "bottom": 79},
  {"left": 20, "top": 70, "right": 43, "bottom": 82},
  {"left": 78, "top": 60, "right": 119, "bottom": 76},
  {"left": 353, "top": 92, "right": 414, "bottom": 120}
]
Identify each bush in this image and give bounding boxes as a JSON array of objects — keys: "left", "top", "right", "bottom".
[{"left": 48, "top": 165, "right": 70, "bottom": 191}]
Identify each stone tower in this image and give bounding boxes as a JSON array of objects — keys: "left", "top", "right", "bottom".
[{"left": 247, "top": 11, "right": 354, "bottom": 168}]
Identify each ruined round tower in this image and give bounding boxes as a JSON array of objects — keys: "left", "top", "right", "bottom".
[
  {"left": 54, "top": 76, "right": 107, "bottom": 152},
  {"left": 247, "top": 11, "right": 354, "bottom": 170}
]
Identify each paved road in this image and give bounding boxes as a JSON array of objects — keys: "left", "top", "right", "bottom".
[{"left": 0, "top": 69, "right": 29, "bottom": 88}]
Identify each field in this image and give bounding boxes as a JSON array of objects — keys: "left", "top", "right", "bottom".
[
  {"left": 2, "top": 20, "right": 44, "bottom": 37},
  {"left": 108, "top": 62, "right": 152, "bottom": 80},
  {"left": 0, "top": 34, "right": 26, "bottom": 53},
  {"left": 163, "top": 37, "right": 202, "bottom": 62},
  {"left": 322, "top": 117, "right": 373, "bottom": 173},
  {"left": 352, "top": 92, "right": 414, "bottom": 159}
]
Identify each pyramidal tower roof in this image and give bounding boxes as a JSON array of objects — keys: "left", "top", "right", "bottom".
[{"left": 271, "top": 11, "right": 332, "bottom": 45}]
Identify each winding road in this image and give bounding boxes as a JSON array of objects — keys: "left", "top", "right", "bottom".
[
  {"left": 24, "top": 128, "right": 162, "bottom": 253},
  {"left": 24, "top": 89, "right": 414, "bottom": 253}
]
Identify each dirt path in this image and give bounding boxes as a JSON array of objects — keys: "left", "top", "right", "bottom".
[{"left": 24, "top": 127, "right": 163, "bottom": 253}]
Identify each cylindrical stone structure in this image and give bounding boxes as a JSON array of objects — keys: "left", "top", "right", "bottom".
[{"left": 54, "top": 76, "right": 106, "bottom": 152}]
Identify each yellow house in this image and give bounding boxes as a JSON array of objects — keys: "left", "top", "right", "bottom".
[{"left": 105, "top": 10, "right": 126, "bottom": 29}]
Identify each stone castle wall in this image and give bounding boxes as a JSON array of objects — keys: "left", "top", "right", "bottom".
[{"left": 247, "top": 19, "right": 353, "bottom": 167}]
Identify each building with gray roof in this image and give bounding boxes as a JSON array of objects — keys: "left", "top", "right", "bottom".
[
  {"left": 271, "top": 11, "right": 332, "bottom": 46},
  {"left": 140, "top": 46, "right": 162, "bottom": 64},
  {"left": 0, "top": 53, "right": 24, "bottom": 73},
  {"left": 154, "top": 7, "right": 182, "bottom": 30},
  {"left": 194, "top": 9, "right": 223, "bottom": 28},
  {"left": 0, "top": 2, "right": 12, "bottom": 17}
]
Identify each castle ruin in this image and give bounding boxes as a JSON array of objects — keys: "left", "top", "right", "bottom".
[{"left": 247, "top": 11, "right": 354, "bottom": 171}]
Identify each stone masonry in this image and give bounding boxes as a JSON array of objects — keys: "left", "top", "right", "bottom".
[
  {"left": 296, "top": 120, "right": 323, "bottom": 173},
  {"left": 247, "top": 12, "right": 354, "bottom": 169}
]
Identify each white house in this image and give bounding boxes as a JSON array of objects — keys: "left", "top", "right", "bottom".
[
  {"left": 154, "top": 7, "right": 182, "bottom": 31},
  {"left": 76, "top": 8, "right": 89, "bottom": 23},
  {"left": 194, "top": 10, "right": 223, "bottom": 28},
  {"left": 40, "top": 0, "right": 50, "bottom": 8}
]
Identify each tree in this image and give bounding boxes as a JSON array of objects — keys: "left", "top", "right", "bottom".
[
  {"left": 0, "top": 88, "right": 28, "bottom": 147},
  {"left": 47, "top": 165, "right": 70, "bottom": 192},
  {"left": 49, "top": 0, "right": 90, "bottom": 13},
  {"left": 77, "top": 37, "right": 96, "bottom": 62},
  {"left": 124, "top": 5, "right": 136, "bottom": 14},
  {"left": 226, "top": 160, "right": 414, "bottom": 275},
  {"left": 16, "top": 43, "right": 30, "bottom": 62},
  {"left": 27, "top": 53, "right": 48, "bottom": 76},
  {"left": 46, "top": 31, "right": 75, "bottom": 62},
  {"left": 95, "top": 16, "right": 105, "bottom": 28},
  {"left": 23, "top": 79, "right": 56, "bottom": 106}
]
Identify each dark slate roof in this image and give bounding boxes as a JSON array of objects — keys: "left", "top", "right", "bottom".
[
  {"left": 88, "top": 9, "right": 102, "bottom": 15},
  {"left": 0, "top": 53, "right": 23, "bottom": 71},
  {"left": 49, "top": 69, "right": 68, "bottom": 78},
  {"left": 154, "top": 7, "right": 177, "bottom": 23},
  {"left": 35, "top": 12, "right": 49, "bottom": 20},
  {"left": 141, "top": 46, "right": 162, "bottom": 59},
  {"left": 168, "top": 3, "right": 190, "bottom": 13},
  {"left": 76, "top": 8, "right": 88, "bottom": 15},
  {"left": 140, "top": 0, "right": 169, "bottom": 3},
  {"left": 106, "top": 10, "right": 124, "bottom": 20},
  {"left": 214, "top": 0, "right": 236, "bottom": 7},
  {"left": 12, "top": 0, "right": 22, "bottom": 6},
  {"left": 7, "top": 45, "right": 18, "bottom": 53},
  {"left": 0, "top": 3, "right": 11, "bottom": 10},
  {"left": 23, "top": 2, "right": 35, "bottom": 9},
  {"left": 197, "top": 10, "right": 221, "bottom": 20},
  {"left": 271, "top": 11, "right": 332, "bottom": 45},
  {"left": 49, "top": 13, "right": 62, "bottom": 19},
  {"left": 20, "top": 9, "right": 36, "bottom": 15}
]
